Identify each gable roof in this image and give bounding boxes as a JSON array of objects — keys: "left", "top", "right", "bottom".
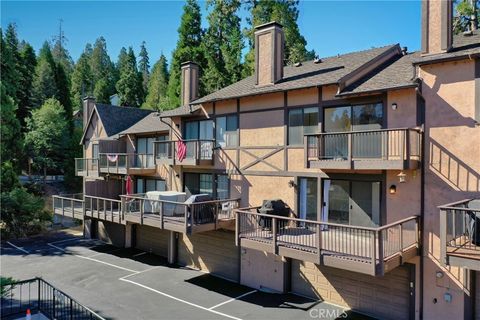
[
  {"left": 119, "top": 112, "right": 170, "bottom": 135},
  {"left": 192, "top": 44, "right": 401, "bottom": 104},
  {"left": 80, "top": 104, "right": 153, "bottom": 143},
  {"left": 414, "top": 30, "right": 480, "bottom": 65},
  {"left": 338, "top": 51, "right": 420, "bottom": 97}
]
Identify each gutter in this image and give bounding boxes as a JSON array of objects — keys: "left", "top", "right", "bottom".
[
  {"left": 412, "top": 52, "right": 480, "bottom": 66},
  {"left": 335, "top": 83, "right": 418, "bottom": 98}
]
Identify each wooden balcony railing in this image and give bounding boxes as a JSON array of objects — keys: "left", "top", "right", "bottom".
[
  {"left": 304, "top": 128, "right": 422, "bottom": 170},
  {"left": 52, "top": 194, "right": 84, "bottom": 220},
  {"left": 154, "top": 139, "right": 215, "bottom": 165},
  {"left": 120, "top": 193, "right": 239, "bottom": 233},
  {"left": 439, "top": 199, "right": 480, "bottom": 270},
  {"left": 75, "top": 158, "right": 99, "bottom": 177},
  {"left": 236, "top": 208, "right": 419, "bottom": 276},
  {"left": 98, "top": 153, "right": 155, "bottom": 174},
  {"left": 84, "top": 195, "right": 123, "bottom": 224}
]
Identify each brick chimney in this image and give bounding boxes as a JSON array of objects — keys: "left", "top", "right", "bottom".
[
  {"left": 254, "top": 21, "right": 284, "bottom": 86},
  {"left": 82, "top": 96, "right": 95, "bottom": 128},
  {"left": 181, "top": 61, "right": 199, "bottom": 106},
  {"left": 421, "top": 0, "right": 453, "bottom": 55}
]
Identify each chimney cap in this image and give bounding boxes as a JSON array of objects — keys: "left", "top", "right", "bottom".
[
  {"left": 82, "top": 96, "right": 95, "bottom": 101},
  {"left": 181, "top": 61, "right": 199, "bottom": 68},
  {"left": 254, "top": 21, "right": 283, "bottom": 31}
]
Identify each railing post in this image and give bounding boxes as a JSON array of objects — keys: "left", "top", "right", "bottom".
[
  {"left": 235, "top": 211, "right": 240, "bottom": 246},
  {"left": 103, "top": 199, "right": 106, "bottom": 219},
  {"left": 140, "top": 199, "right": 144, "bottom": 225},
  {"left": 439, "top": 209, "right": 448, "bottom": 266},
  {"left": 184, "top": 205, "right": 189, "bottom": 233},
  {"left": 272, "top": 217, "right": 277, "bottom": 254},
  {"left": 317, "top": 135, "right": 322, "bottom": 159},
  {"left": 399, "top": 223, "right": 404, "bottom": 259},
  {"left": 71, "top": 199, "right": 74, "bottom": 219},
  {"left": 304, "top": 135, "right": 309, "bottom": 168},
  {"left": 37, "top": 278, "right": 41, "bottom": 311},
  {"left": 317, "top": 223, "right": 322, "bottom": 263},
  {"left": 347, "top": 133, "right": 353, "bottom": 168},
  {"left": 121, "top": 197, "right": 125, "bottom": 220},
  {"left": 404, "top": 129, "right": 411, "bottom": 167},
  {"left": 370, "top": 231, "right": 376, "bottom": 275},
  {"left": 160, "top": 202, "right": 164, "bottom": 229},
  {"left": 61, "top": 198, "right": 64, "bottom": 217},
  {"left": 378, "top": 230, "right": 384, "bottom": 276},
  {"left": 52, "top": 288, "right": 56, "bottom": 319},
  {"left": 97, "top": 198, "right": 100, "bottom": 218},
  {"left": 70, "top": 297, "right": 73, "bottom": 320}
]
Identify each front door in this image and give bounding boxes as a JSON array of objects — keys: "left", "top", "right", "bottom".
[{"left": 324, "top": 179, "right": 381, "bottom": 227}]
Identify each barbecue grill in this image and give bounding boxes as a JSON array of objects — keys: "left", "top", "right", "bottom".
[{"left": 257, "top": 199, "right": 290, "bottom": 229}]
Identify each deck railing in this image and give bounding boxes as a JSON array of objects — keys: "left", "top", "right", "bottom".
[
  {"left": 75, "top": 158, "right": 99, "bottom": 176},
  {"left": 236, "top": 208, "right": 419, "bottom": 274},
  {"left": 154, "top": 139, "right": 215, "bottom": 164},
  {"left": 305, "top": 128, "right": 421, "bottom": 165},
  {"left": 84, "top": 195, "right": 123, "bottom": 223},
  {"left": 52, "top": 193, "right": 84, "bottom": 220},
  {"left": 98, "top": 153, "right": 155, "bottom": 174},
  {"left": 0, "top": 277, "right": 105, "bottom": 319},
  {"left": 120, "top": 193, "right": 239, "bottom": 231},
  {"left": 439, "top": 199, "right": 480, "bottom": 265}
]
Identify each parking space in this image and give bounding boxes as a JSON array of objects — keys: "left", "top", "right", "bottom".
[{"left": 1, "top": 231, "right": 362, "bottom": 320}]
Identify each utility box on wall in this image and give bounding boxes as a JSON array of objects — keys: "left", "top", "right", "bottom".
[{"left": 240, "top": 247, "right": 289, "bottom": 293}]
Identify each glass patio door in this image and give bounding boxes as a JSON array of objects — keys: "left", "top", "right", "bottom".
[
  {"left": 136, "top": 137, "right": 155, "bottom": 168},
  {"left": 324, "top": 179, "right": 381, "bottom": 227},
  {"left": 184, "top": 120, "right": 213, "bottom": 159},
  {"left": 298, "top": 178, "right": 318, "bottom": 222}
]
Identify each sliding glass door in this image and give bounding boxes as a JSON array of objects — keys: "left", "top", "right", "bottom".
[
  {"left": 298, "top": 177, "right": 318, "bottom": 221},
  {"left": 323, "top": 103, "right": 383, "bottom": 159},
  {"left": 323, "top": 179, "right": 381, "bottom": 227},
  {"left": 185, "top": 120, "right": 213, "bottom": 159}
]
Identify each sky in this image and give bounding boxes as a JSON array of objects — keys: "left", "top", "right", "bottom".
[{"left": 1, "top": 1, "right": 421, "bottom": 66}]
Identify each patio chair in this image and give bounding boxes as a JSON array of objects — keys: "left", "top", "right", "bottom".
[{"left": 467, "top": 199, "right": 480, "bottom": 246}]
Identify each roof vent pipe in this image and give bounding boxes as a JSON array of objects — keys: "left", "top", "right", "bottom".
[{"left": 401, "top": 47, "right": 408, "bottom": 55}]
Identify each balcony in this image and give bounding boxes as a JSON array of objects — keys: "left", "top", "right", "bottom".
[
  {"left": 120, "top": 194, "right": 239, "bottom": 234},
  {"left": 98, "top": 153, "right": 156, "bottom": 175},
  {"left": 52, "top": 194, "right": 84, "bottom": 220},
  {"left": 439, "top": 199, "right": 480, "bottom": 271},
  {"left": 75, "top": 158, "right": 99, "bottom": 177},
  {"left": 154, "top": 139, "right": 215, "bottom": 166},
  {"left": 305, "top": 128, "right": 422, "bottom": 170},
  {"left": 236, "top": 208, "right": 419, "bottom": 276},
  {"left": 84, "top": 195, "right": 123, "bottom": 224}
]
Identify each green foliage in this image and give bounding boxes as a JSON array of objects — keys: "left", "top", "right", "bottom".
[
  {"left": 116, "top": 47, "right": 144, "bottom": 107},
  {"left": 167, "top": 0, "right": 206, "bottom": 108},
  {"left": 71, "top": 44, "right": 94, "bottom": 110},
  {"left": 143, "top": 54, "right": 169, "bottom": 110},
  {"left": 2, "top": 24, "right": 21, "bottom": 100},
  {"left": 63, "top": 126, "right": 83, "bottom": 190},
  {"left": 24, "top": 98, "right": 69, "bottom": 177},
  {"left": 203, "top": 0, "right": 243, "bottom": 94},
  {"left": 0, "top": 277, "right": 16, "bottom": 298},
  {"left": 454, "top": 0, "right": 479, "bottom": 34},
  {"left": 138, "top": 41, "right": 150, "bottom": 96},
  {"left": 55, "top": 63, "right": 73, "bottom": 133},
  {"left": 243, "top": 0, "right": 315, "bottom": 77},
  {"left": 1, "top": 84, "right": 22, "bottom": 166},
  {"left": 32, "top": 42, "right": 57, "bottom": 107},
  {"left": 1, "top": 162, "right": 21, "bottom": 193},
  {"left": 90, "top": 37, "right": 116, "bottom": 104},
  {"left": 1, "top": 187, "right": 51, "bottom": 239},
  {"left": 17, "top": 42, "right": 37, "bottom": 128}
]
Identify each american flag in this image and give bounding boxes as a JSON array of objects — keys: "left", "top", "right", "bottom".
[{"left": 176, "top": 139, "right": 187, "bottom": 162}]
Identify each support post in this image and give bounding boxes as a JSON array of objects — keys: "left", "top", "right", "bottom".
[
  {"left": 272, "top": 217, "right": 278, "bottom": 254},
  {"left": 167, "top": 231, "right": 177, "bottom": 264}
]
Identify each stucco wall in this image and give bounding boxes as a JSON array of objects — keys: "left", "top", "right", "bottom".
[{"left": 420, "top": 58, "right": 479, "bottom": 319}]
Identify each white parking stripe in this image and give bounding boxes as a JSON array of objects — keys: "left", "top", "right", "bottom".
[
  {"left": 6, "top": 241, "right": 29, "bottom": 254},
  {"left": 132, "top": 251, "right": 147, "bottom": 257},
  {"left": 120, "top": 278, "right": 242, "bottom": 320},
  {"left": 208, "top": 290, "right": 257, "bottom": 310}
]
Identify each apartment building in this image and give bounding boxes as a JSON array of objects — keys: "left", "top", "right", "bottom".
[{"left": 52, "top": 1, "right": 480, "bottom": 319}]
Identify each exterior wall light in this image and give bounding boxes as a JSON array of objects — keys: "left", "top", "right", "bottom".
[
  {"left": 389, "top": 185, "right": 397, "bottom": 194},
  {"left": 288, "top": 180, "right": 296, "bottom": 188},
  {"left": 397, "top": 171, "right": 407, "bottom": 183},
  {"left": 391, "top": 103, "right": 398, "bottom": 110}
]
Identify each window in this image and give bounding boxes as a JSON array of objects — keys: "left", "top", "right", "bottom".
[
  {"left": 137, "top": 135, "right": 166, "bottom": 167},
  {"left": 288, "top": 107, "right": 319, "bottom": 145},
  {"left": 136, "top": 178, "right": 166, "bottom": 193},
  {"left": 184, "top": 172, "right": 230, "bottom": 199},
  {"left": 298, "top": 177, "right": 318, "bottom": 221},
  {"left": 216, "top": 115, "right": 238, "bottom": 147},
  {"left": 92, "top": 144, "right": 99, "bottom": 159}
]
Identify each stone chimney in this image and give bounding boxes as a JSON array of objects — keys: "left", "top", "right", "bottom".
[
  {"left": 254, "top": 21, "right": 284, "bottom": 86},
  {"left": 82, "top": 96, "right": 95, "bottom": 128},
  {"left": 421, "top": 0, "right": 453, "bottom": 55},
  {"left": 181, "top": 61, "right": 199, "bottom": 106}
]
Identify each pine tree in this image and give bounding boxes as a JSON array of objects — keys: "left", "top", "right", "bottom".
[
  {"left": 138, "top": 41, "right": 150, "bottom": 96},
  {"left": 454, "top": 0, "right": 479, "bottom": 33},
  {"left": 242, "top": 0, "right": 315, "bottom": 77},
  {"left": 116, "top": 47, "right": 143, "bottom": 107},
  {"left": 167, "top": 0, "right": 206, "bottom": 108},
  {"left": 90, "top": 37, "right": 116, "bottom": 104},
  {"left": 203, "top": 0, "right": 243, "bottom": 93},
  {"left": 55, "top": 63, "right": 73, "bottom": 133},
  {"left": 143, "top": 54, "right": 169, "bottom": 110},
  {"left": 71, "top": 44, "right": 94, "bottom": 111},
  {"left": 32, "top": 42, "right": 57, "bottom": 107},
  {"left": 17, "top": 42, "right": 37, "bottom": 129},
  {"left": 0, "top": 84, "right": 22, "bottom": 168},
  {"left": 51, "top": 19, "right": 74, "bottom": 74},
  {"left": 2, "top": 24, "right": 21, "bottom": 101}
]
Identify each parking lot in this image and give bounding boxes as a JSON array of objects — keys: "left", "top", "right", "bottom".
[{"left": 1, "top": 231, "right": 370, "bottom": 320}]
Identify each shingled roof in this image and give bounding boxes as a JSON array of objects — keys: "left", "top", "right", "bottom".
[
  {"left": 120, "top": 112, "right": 170, "bottom": 135},
  {"left": 192, "top": 44, "right": 400, "bottom": 104},
  {"left": 338, "top": 51, "right": 420, "bottom": 96},
  {"left": 414, "top": 30, "right": 480, "bottom": 65},
  {"left": 94, "top": 104, "right": 153, "bottom": 136}
]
